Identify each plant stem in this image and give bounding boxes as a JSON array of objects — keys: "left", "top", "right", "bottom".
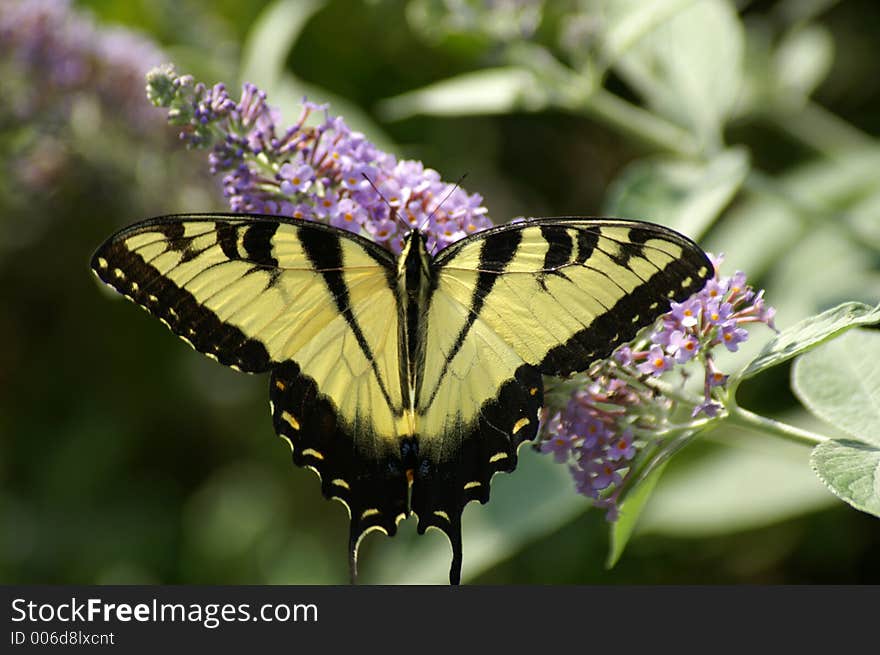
[
  {"left": 581, "top": 87, "right": 701, "bottom": 158},
  {"left": 743, "top": 168, "right": 871, "bottom": 250},
  {"left": 637, "top": 372, "right": 703, "bottom": 406},
  {"left": 726, "top": 404, "right": 829, "bottom": 447},
  {"left": 772, "top": 99, "right": 875, "bottom": 158}
]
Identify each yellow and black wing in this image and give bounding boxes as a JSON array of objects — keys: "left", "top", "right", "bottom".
[
  {"left": 411, "top": 218, "right": 712, "bottom": 580},
  {"left": 91, "top": 214, "right": 412, "bottom": 558}
]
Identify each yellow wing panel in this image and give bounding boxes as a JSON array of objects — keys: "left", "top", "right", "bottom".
[{"left": 417, "top": 294, "right": 524, "bottom": 454}]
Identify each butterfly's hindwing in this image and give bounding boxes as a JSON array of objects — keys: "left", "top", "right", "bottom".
[
  {"left": 270, "top": 361, "right": 408, "bottom": 549},
  {"left": 410, "top": 363, "right": 543, "bottom": 584}
]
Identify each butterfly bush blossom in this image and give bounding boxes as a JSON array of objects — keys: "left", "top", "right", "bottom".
[
  {"left": 1, "top": 0, "right": 165, "bottom": 130},
  {"left": 146, "top": 65, "right": 493, "bottom": 254},
  {"left": 1, "top": 0, "right": 166, "bottom": 197},
  {"left": 539, "top": 254, "right": 777, "bottom": 520},
  {"left": 146, "top": 67, "right": 777, "bottom": 523}
]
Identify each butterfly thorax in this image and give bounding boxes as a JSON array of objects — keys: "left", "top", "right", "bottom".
[{"left": 397, "top": 231, "right": 434, "bottom": 430}]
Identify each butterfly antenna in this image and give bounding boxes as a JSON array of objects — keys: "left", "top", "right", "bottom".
[
  {"left": 362, "top": 173, "right": 410, "bottom": 232},
  {"left": 418, "top": 173, "right": 468, "bottom": 234}
]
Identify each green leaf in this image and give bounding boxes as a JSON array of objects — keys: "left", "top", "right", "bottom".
[
  {"left": 793, "top": 329, "right": 880, "bottom": 447},
  {"left": 598, "top": 0, "right": 696, "bottom": 65},
  {"left": 238, "top": 0, "right": 393, "bottom": 151},
  {"left": 773, "top": 23, "right": 834, "bottom": 102},
  {"left": 811, "top": 440, "right": 880, "bottom": 519},
  {"left": 704, "top": 150, "right": 880, "bottom": 282},
  {"left": 735, "top": 302, "right": 880, "bottom": 383},
  {"left": 606, "top": 460, "right": 668, "bottom": 568},
  {"left": 240, "top": 0, "right": 324, "bottom": 91},
  {"left": 377, "top": 67, "right": 545, "bottom": 121},
  {"left": 758, "top": 225, "right": 880, "bottom": 324},
  {"left": 603, "top": 147, "right": 749, "bottom": 240},
  {"left": 638, "top": 429, "right": 834, "bottom": 536},
  {"left": 601, "top": 0, "right": 744, "bottom": 150}
]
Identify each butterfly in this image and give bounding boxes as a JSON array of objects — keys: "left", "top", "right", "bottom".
[{"left": 91, "top": 213, "right": 711, "bottom": 583}]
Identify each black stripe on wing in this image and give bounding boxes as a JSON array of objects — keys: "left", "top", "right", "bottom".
[
  {"left": 298, "top": 228, "right": 398, "bottom": 413},
  {"left": 420, "top": 228, "right": 523, "bottom": 408},
  {"left": 538, "top": 224, "right": 712, "bottom": 376}
]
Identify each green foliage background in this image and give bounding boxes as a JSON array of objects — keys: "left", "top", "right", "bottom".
[{"left": 2, "top": 0, "right": 879, "bottom": 584}]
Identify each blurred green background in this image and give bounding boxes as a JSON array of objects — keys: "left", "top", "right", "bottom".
[{"left": 2, "top": 0, "right": 879, "bottom": 584}]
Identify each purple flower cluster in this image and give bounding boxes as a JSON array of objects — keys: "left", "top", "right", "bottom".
[
  {"left": 541, "top": 376, "right": 649, "bottom": 520},
  {"left": 541, "top": 253, "right": 777, "bottom": 519},
  {"left": 0, "top": 0, "right": 165, "bottom": 130},
  {"left": 625, "top": 253, "right": 777, "bottom": 417},
  {"left": 147, "top": 66, "right": 494, "bottom": 253}
]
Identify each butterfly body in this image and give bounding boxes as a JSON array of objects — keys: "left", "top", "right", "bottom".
[{"left": 92, "top": 214, "right": 711, "bottom": 583}]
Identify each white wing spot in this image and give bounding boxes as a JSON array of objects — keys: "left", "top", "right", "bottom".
[
  {"left": 681, "top": 276, "right": 693, "bottom": 288},
  {"left": 433, "top": 510, "right": 450, "bottom": 521},
  {"left": 361, "top": 508, "right": 380, "bottom": 520},
  {"left": 332, "top": 478, "right": 350, "bottom": 490},
  {"left": 464, "top": 481, "right": 481, "bottom": 490},
  {"left": 489, "top": 452, "right": 509, "bottom": 463},
  {"left": 96, "top": 257, "right": 108, "bottom": 269},
  {"left": 113, "top": 268, "right": 125, "bottom": 280},
  {"left": 148, "top": 294, "right": 158, "bottom": 303}
]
